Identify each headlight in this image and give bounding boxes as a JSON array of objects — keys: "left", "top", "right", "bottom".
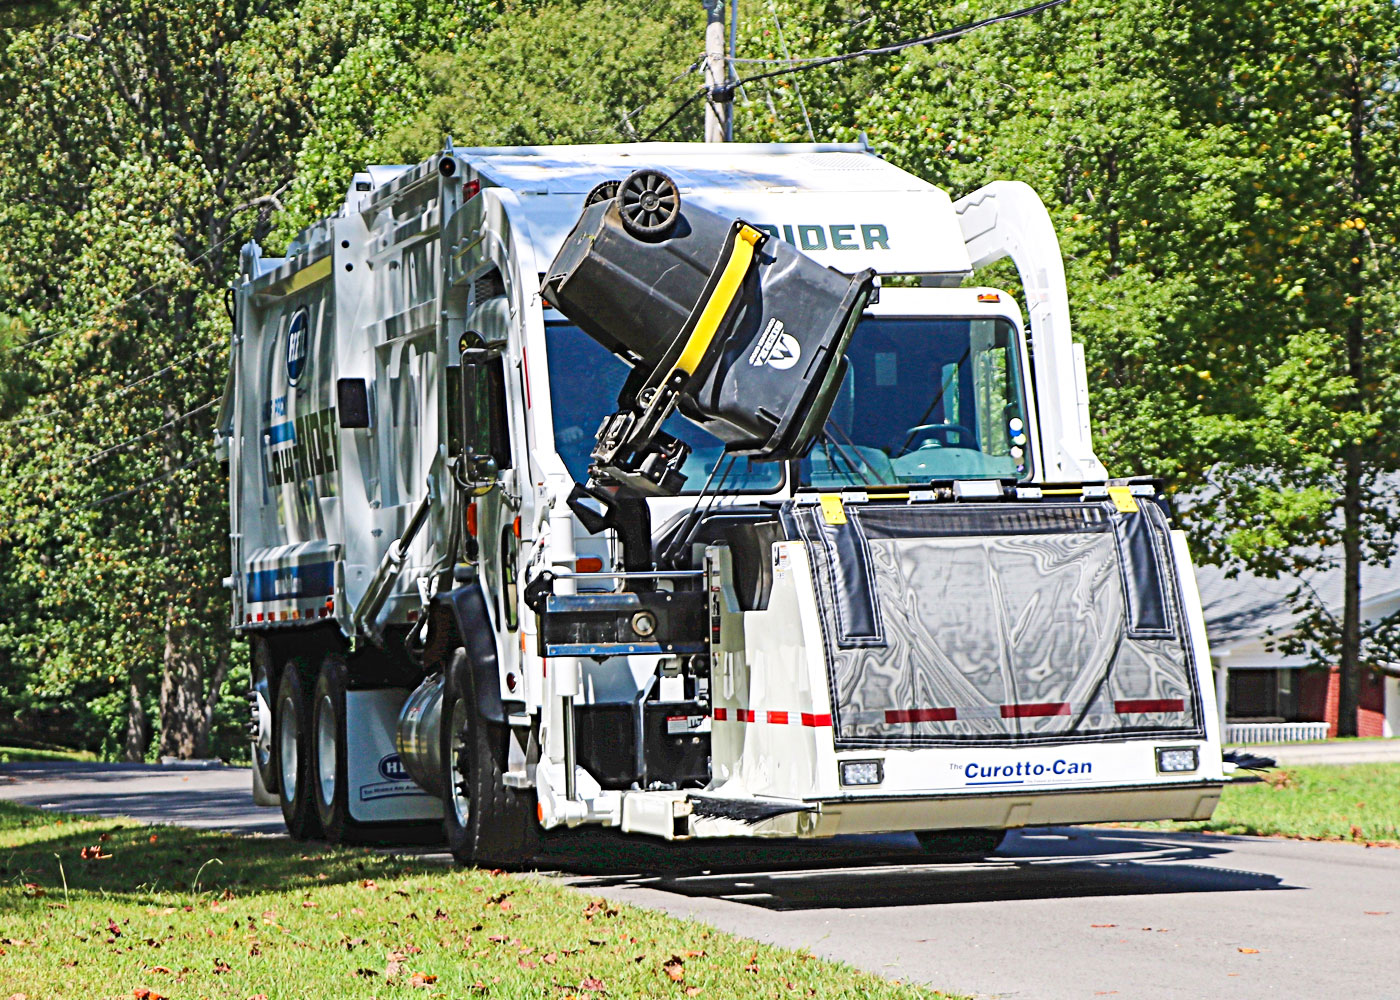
[
  {"left": 839, "top": 759, "right": 884, "bottom": 786},
  {"left": 1155, "top": 746, "right": 1199, "bottom": 773}
]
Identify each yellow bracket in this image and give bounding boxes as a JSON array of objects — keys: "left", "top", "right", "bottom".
[
  {"left": 668, "top": 224, "right": 765, "bottom": 382},
  {"left": 819, "top": 494, "right": 847, "bottom": 525},
  {"left": 1107, "top": 485, "right": 1140, "bottom": 513}
]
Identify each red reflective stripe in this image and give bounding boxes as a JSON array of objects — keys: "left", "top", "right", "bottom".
[
  {"left": 1115, "top": 698, "right": 1185, "bottom": 714},
  {"left": 713, "top": 708, "right": 832, "bottom": 726},
  {"left": 885, "top": 707, "right": 957, "bottom": 724},
  {"left": 1001, "top": 702, "right": 1070, "bottom": 718}
]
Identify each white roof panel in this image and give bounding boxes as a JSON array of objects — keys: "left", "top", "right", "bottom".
[{"left": 452, "top": 142, "right": 972, "bottom": 278}]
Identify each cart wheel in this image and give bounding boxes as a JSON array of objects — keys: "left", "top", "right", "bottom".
[
  {"left": 584, "top": 179, "right": 621, "bottom": 207},
  {"left": 617, "top": 169, "right": 680, "bottom": 241}
]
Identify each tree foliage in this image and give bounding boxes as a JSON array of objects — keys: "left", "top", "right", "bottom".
[{"left": 0, "top": 0, "right": 1396, "bottom": 753}]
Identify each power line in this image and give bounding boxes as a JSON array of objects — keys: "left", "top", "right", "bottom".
[
  {"left": 0, "top": 342, "right": 224, "bottom": 429},
  {"left": 647, "top": 0, "right": 1072, "bottom": 140},
  {"left": 0, "top": 447, "right": 216, "bottom": 538},
  {"left": 2, "top": 220, "right": 252, "bottom": 359},
  {"left": 766, "top": 0, "right": 816, "bottom": 142},
  {"left": 85, "top": 449, "right": 215, "bottom": 511},
  {"left": 4, "top": 396, "right": 219, "bottom": 489}
]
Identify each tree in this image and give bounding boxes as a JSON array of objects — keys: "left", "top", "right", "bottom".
[
  {"left": 1176, "top": 0, "right": 1400, "bottom": 734},
  {"left": 0, "top": 0, "right": 485, "bottom": 758}
]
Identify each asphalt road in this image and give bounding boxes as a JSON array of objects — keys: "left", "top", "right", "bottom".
[{"left": 2, "top": 761, "right": 1397, "bottom": 1000}]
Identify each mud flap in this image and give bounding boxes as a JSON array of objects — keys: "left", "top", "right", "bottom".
[{"left": 345, "top": 689, "right": 443, "bottom": 823}]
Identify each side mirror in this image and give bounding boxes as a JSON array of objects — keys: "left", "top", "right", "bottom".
[{"left": 457, "top": 351, "right": 509, "bottom": 494}]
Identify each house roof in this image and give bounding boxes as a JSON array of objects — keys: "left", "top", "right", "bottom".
[{"left": 1194, "top": 558, "right": 1400, "bottom": 648}]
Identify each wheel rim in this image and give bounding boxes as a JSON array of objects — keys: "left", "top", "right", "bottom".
[
  {"left": 450, "top": 698, "right": 471, "bottom": 828},
  {"left": 316, "top": 693, "right": 337, "bottom": 808},
  {"left": 253, "top": 661, "right": 273, "bottom": 772},
  {"left": 618, "top": 170, "right": 678, "bottom": 236},
  {"left": 279, "top": 697, "right": 298, "bottom": 802}
]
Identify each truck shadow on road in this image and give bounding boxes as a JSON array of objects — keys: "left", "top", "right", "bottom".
[{"left": 552, "top": 826, "right": 1294, "bottom": 911}]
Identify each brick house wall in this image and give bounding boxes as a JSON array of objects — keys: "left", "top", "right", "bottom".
[{"left": 1308, "top": 667, "right": 1387, "bottom": 737}]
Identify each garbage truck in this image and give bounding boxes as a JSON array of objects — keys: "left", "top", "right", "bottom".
[{"left": 217, "top": 141, "right": 1225, "bottom": 864}]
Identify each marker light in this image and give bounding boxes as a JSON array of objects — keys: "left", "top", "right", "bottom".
[
  {"left": 1155, "top": 747, "right": 1199, "bottom": 773},
  {"left": 977, "top": 292, "right": 1001, "bottom": 302},
  {"left": 839, "top": 759, "right": 884, "bottom": 786}
]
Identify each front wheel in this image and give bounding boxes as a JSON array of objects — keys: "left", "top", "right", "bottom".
[
  {"left": 441, "top": 649, "right": 538, "bottom": 868},
  {"left": 275, "top": 662, "right": 323, "bottom": 841}
]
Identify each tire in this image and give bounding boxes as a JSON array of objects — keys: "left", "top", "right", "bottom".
[
  {"left": 311, "top": 651, "right": 370, "bottom": 844},
  {"left": 250, "top": 636, "right": 279, "bottom": 797},
  {"left": 441, "top": 649, "right": 538, "bottom": 868},
  {"left": 275, "top": 662, "right": 323, "bottom": 841},
  {"left": 617, "top": 169, "right": 680, "bottom": 241},
  {"left": 584, "top": 179, "right": 621, "bottom": 207},
  {"left": 914, "top": 828, "right": 1006, "bottom": 859}
]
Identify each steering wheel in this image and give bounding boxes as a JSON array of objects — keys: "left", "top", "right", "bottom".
[{"left": 902, "top": 423, "right": 976, "bottom": 454}]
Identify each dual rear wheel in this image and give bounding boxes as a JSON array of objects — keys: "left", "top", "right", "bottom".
[
  {"left": 269, "top": 642, "right": 537, "bottom": 865},
  {"left": 273, "top": 651, "right": 374, "bottom": 843}
]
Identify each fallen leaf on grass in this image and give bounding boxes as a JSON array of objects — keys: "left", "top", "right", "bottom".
[
  {"left": 580, "top": 976, "right": 606, "bottom": 992},
  {"left": 743, "top": 952, "right": 759, "bottom": 974},
  {"left": 79, "top": 845, "right": 112, "bottom": 860},
  {"left": 409, "top": 972, "right": 438, "bottom": 987},
  {"left": 1238, "top": 947, "right": 1259, "bottom": 954},
  {"left": 147, "top": 966, "right": 172, "bottom": 975},
  {"left": 542, "top": 952, "right": 558, "bottom": 965},
  {"left": 663, "top": 956, "right": 685, "bottom": 982},
  {"left": 246, "top": 995, "right": 269, "bottom": 999},
  {"left": 685, "top": 989, "right": 702, "bottom": 997},
  {"left": 354, "top": 968, "right": 378, "bottom": 978},
  {"left": 132, "top": 988, "right": 166, "bottom": 999},
  {"left": 214, "top": 958, "right": 232, "bottom": 974}
]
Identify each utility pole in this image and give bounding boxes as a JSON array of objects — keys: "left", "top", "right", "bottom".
[{"left": 703, "top": 0, "right": 729, "bottom": 142}]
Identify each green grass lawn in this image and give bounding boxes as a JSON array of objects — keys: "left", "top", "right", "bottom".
[
  {"left": 1132, "top": 763, "right": 1400, "bottom": 844},
  {"left": 0, "top": 745, "right": 97, "bottom": 763},
  {"left": 0, "top": 802, "right": 955, "bottom": 999}
]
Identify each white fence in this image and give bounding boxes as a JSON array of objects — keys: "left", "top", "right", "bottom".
[{"left": 1224, "top": 722, "right": 1331, "bottom": 745}]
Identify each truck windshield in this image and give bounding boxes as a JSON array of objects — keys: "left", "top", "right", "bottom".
[
  {"left": 801, "top": 316, "right": 1030, "bottom": 487},
  {"left": 544, "top": 323, "right": 784, "bottom": 492}
]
